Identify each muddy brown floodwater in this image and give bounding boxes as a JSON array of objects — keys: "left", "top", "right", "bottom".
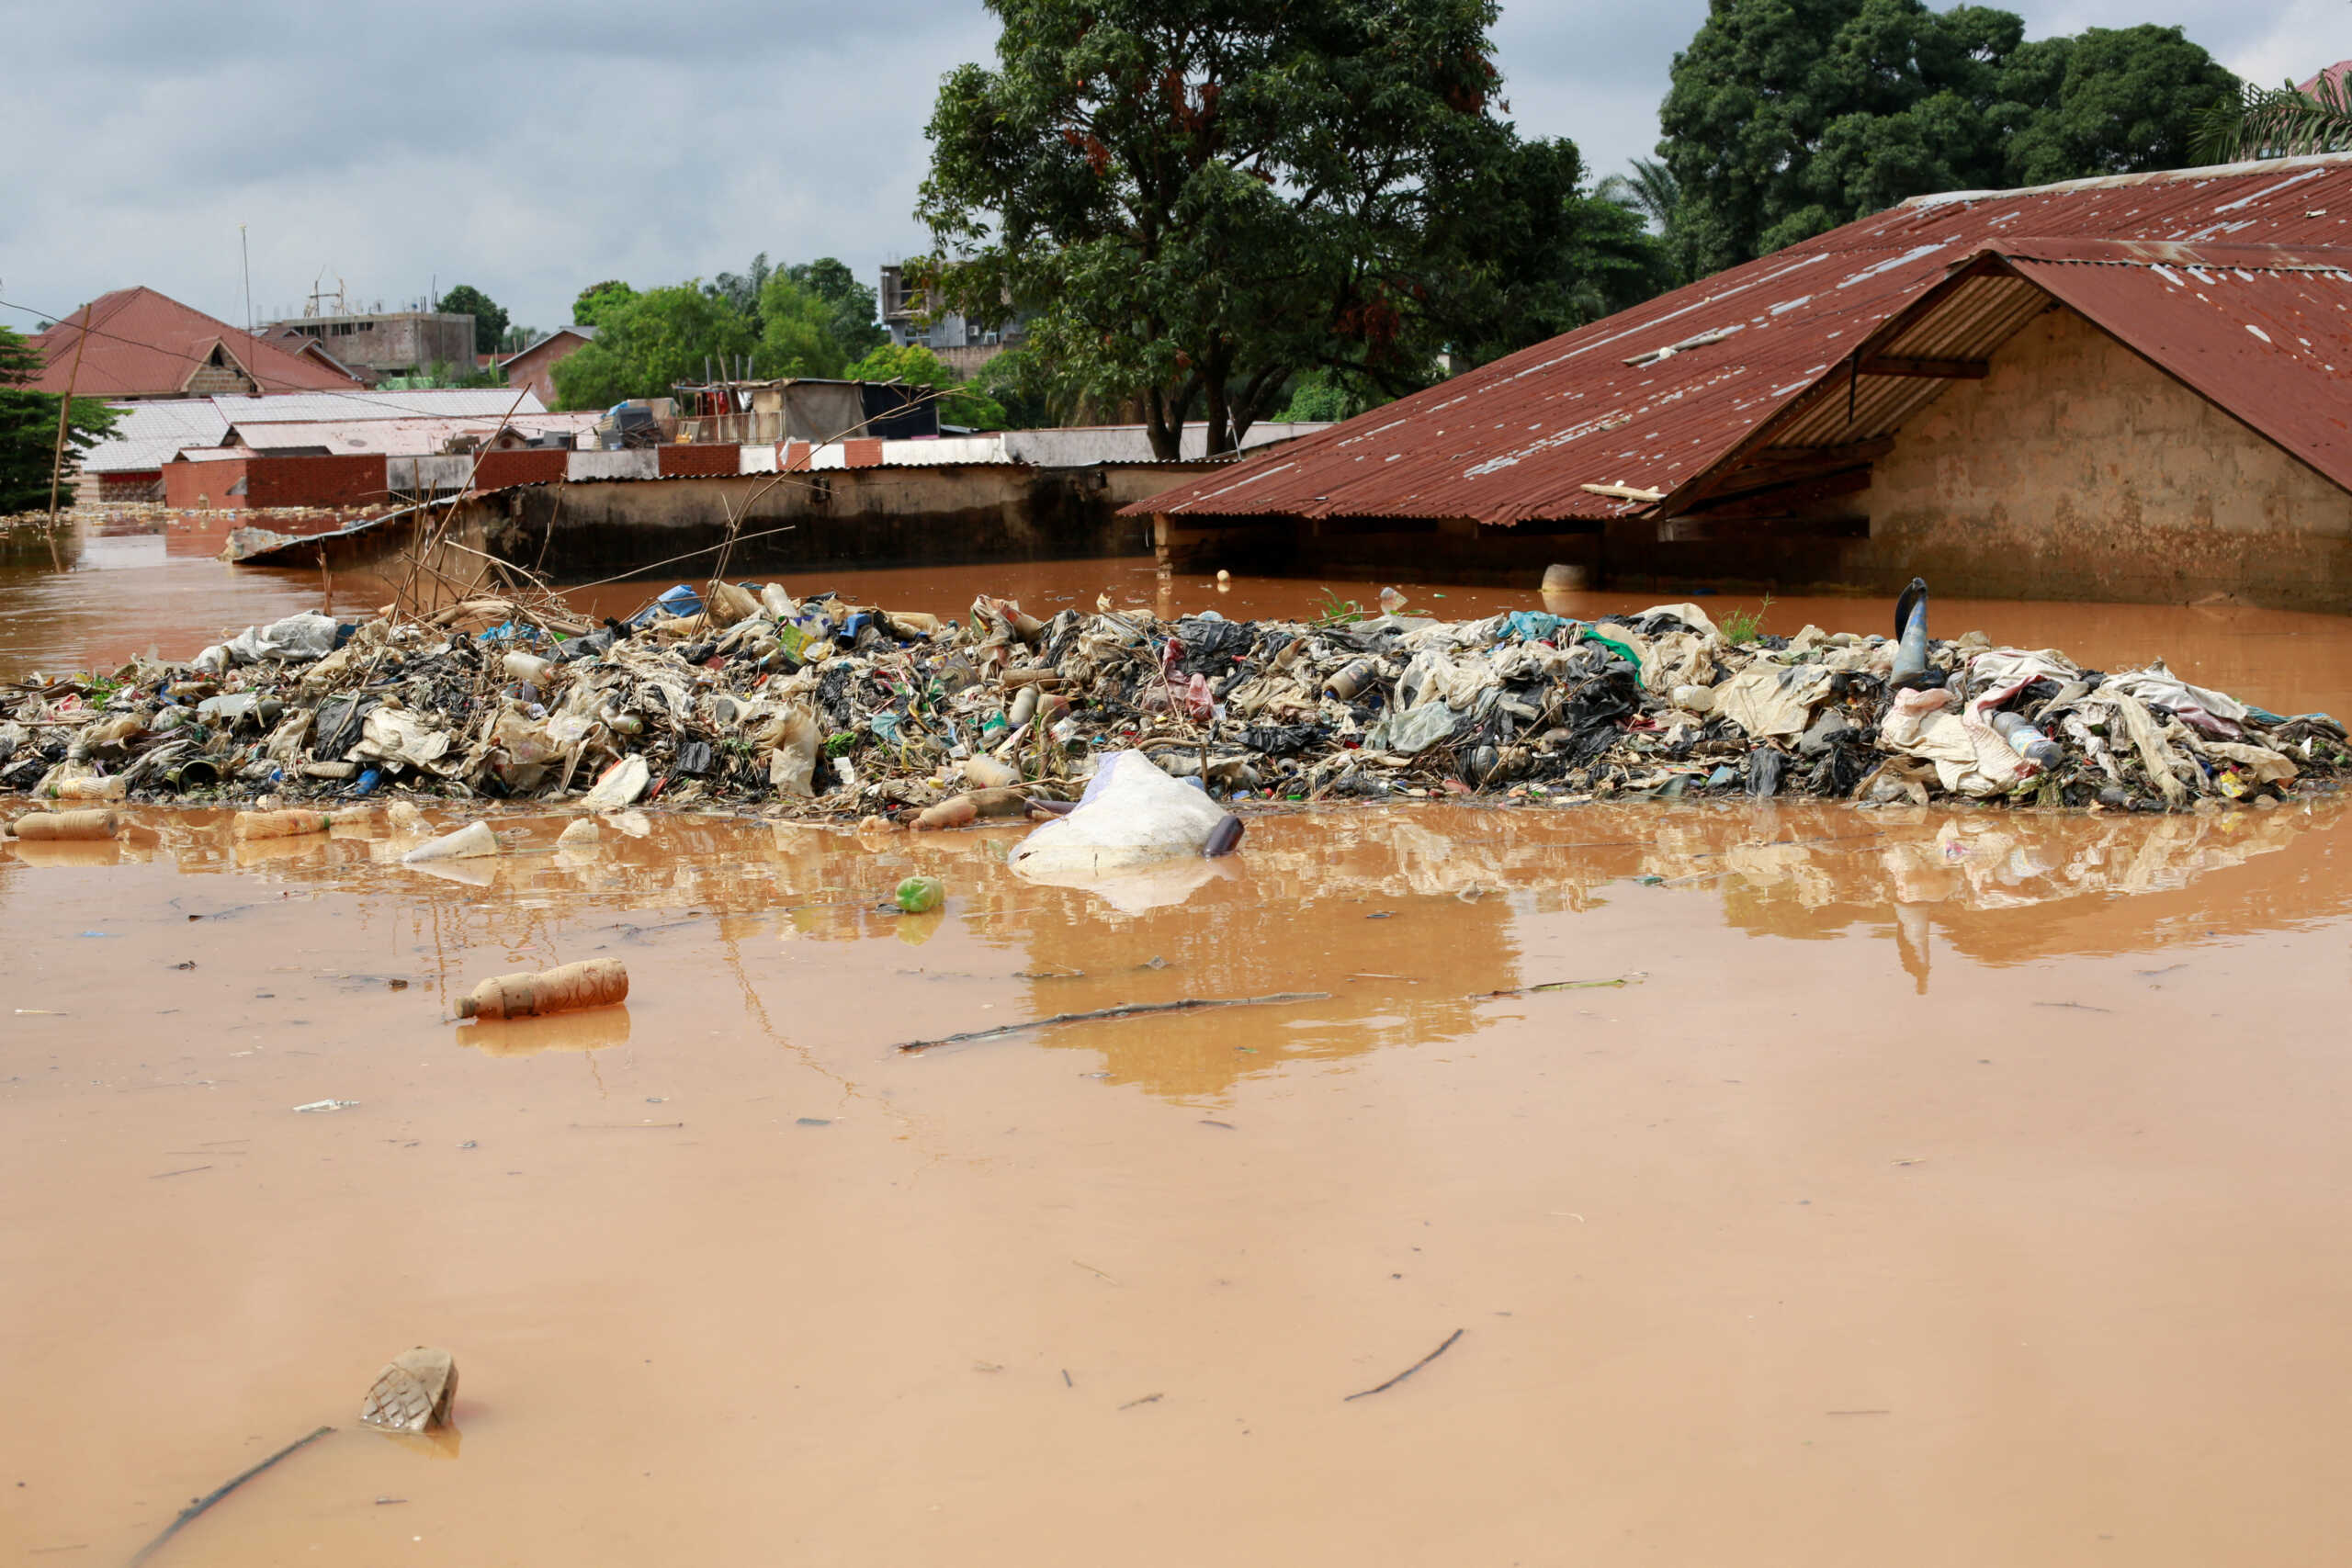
[{"left": 5, "top": 520, "right": 2352, "bottom": 1563}]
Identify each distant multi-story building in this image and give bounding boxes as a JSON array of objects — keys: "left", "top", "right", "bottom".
[
  {"left": 878, "top": 263, "right": 1024, "bottom": 378},
  {"left": 260, "top": 310, "right": 475, "bottom": 377}
]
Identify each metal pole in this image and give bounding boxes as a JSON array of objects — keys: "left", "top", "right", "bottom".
[{"left": 43, "top": 300, "right": 92, "bottom": 572}]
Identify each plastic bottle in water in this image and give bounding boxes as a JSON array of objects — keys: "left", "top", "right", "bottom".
[{"left": 1991, "top": 710, "right": 2064, "bottom": 769}]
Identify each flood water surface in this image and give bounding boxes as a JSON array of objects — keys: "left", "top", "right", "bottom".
[
  {"left": 5, "top": 798, "right": 2351, "bottom": 1564},
  {"left": 6, "top": 524, "right": 2352, "bottom": 1562}
]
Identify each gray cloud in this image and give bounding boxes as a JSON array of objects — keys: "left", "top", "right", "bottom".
[{"left": 4, "top": 2, "right": 2332, "bottom": 343}]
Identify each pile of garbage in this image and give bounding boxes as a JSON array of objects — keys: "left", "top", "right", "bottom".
[{"left": 2, "top": 578, "right": 2344, "bottom": 821}]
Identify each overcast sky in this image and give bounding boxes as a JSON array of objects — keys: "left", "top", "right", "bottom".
[{"left": 3, "top": 1, "right": 2339, "bottom": 343}]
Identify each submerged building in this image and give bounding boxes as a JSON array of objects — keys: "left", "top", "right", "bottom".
[{"left": 1131, "top": 154, "right": 2352, "bottom": 612}]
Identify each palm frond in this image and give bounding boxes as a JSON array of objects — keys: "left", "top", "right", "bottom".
[{"left": 2193, "top": 73, "right": 2352, "bottom": 164}]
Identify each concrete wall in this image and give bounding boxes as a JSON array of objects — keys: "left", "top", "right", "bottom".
[
  {"left": 1154, "top": 305, "right": 2352, "bottom": 612},
  {"left": 472, "top": 463, "right": 1215, "bottom": 578},
  {"left": 269, "top": 313, "right": 475, "bottom": 374},
  {"left": 1832, "top": 308, "right": 2352, "bottom": 609}
]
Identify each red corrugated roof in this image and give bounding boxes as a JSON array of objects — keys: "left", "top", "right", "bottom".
[
  {"left": 28, "top": 287, "right": 366, "bottom": 398},
  {"left": 1129, "top": 154, "right": 2352, "bottom": 525}
]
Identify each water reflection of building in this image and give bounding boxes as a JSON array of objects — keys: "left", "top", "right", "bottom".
[{"left": 13, "top": 801, "right": 2341, "bottom": 1080}]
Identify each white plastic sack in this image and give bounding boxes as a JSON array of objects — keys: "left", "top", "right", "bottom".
[
  {"left": 1365, "top": 702, "right": 1461, "bottom": 754},
  {"left": 581, "top": 754, "right": 650, "bottom": 811},
  {"left": 1712, "top": 663, "right": 1836, "bottom": 739},
  {"left": 402, "top": 820, "right": 498, "bottom": 863},
  {"left": 224, "top": 612, "right": 340, "bottom": 665},
  {"left": 1008, "top": 750, "right": 1234, "bottom": 875},
  {"left": 352, "top": 707, "right": 457, "bottom": 773}
]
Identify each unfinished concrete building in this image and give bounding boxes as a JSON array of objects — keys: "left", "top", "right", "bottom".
[
  {"left": 260, "top": 310, "right": 476, "bottom": 376},
  {"left": 1133, "top": 155, "right": 2352, "bottom": 613}
]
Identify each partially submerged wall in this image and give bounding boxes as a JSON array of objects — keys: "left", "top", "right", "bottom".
[
  {"left": 472, "top": 463, "right": 1208, "bottom": 577},
  {"left": 1836, "top": 307, "right": 2352, "bottom": 608}
]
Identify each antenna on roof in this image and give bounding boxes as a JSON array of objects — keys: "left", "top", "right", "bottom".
[{"left": 240, "top": 224, "right": 253, "bottom": 336}]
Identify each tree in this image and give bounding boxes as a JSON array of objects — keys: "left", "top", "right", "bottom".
[
  {"left": 843, "top": 343, "right": 1010, "bottom": 429},
  {"left": 1275, "top": 371, "right": 1365, "bottom": 423},
  {"left": 785, "top": 258, "right": 887, "bottom": 361},
  {"left": 2194, "top": 66, "right": 2352, "bottom": 163},
  {"left": 757, "top": 274, "right": 852, "bottom": 379},
  {"left": 708, "top": 254, "right": 775, "bottom": 333},
  {"left": 434, "top": 285, "right": 510, "bottom": 355},
  {"left": 2000, "top": 27, "right": 2245, "bottom": 186},
  {"left": 1657, "top": 3, "right": 2238, "bottom": 276},
  {"left": 920, "top": 0, "right": 1588, "bottom": 458},
  {"left": 1598, "top": 157, "right": 1680, "bottom": 236},
  {"left": 571, "top": 280, "right": 638, "bottom": 329},
  {"left": 0, "top": 326, "right": 116, "bottom": 513},
  {"left": 550, "top": 285, "right": 755, "bottom": 410},
  {"left": 972, "top": 345, "right": 1060, "bottom": 428}
]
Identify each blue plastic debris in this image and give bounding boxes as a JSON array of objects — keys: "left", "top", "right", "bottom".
[
  {"left": 627, "top": 584, "right": 704, "bottom": 628},
  {"left": 1501, "top": 611, "right": 1571, "bottom": 641}
]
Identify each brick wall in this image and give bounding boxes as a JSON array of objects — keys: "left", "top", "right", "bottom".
[
  {"left": 657, "top": 443, "right": 741, "bottom": 478},
  {"left": 245, "top": 454, "right": 391, "bottom": 510},
  {"left": 165, "top": 459, "right": 248, "bottom": 510},
  {"left": 471, "top": 449, "right": 569, "bottom": 490}
]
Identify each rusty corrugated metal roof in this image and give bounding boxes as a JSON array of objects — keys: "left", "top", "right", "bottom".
[
  {"left": 29, "top": 288, "right": 368, "bottom": 399},
  {"left": 1128, "top": 153, "right": 2352, "bottom": 525}
]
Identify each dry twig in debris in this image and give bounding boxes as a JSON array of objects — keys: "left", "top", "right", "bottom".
[
  {"left": 1343, "top": 1328, "right": 1465, "bottom": 1403},
  {"left": 128, "top": 1426, "right": 335, "bottom": 1565},
  {"left": 1467, "top": 975, "right": 1643, "bottom": 998},
  {"left": 894, "top": 991, "right": 1330, "bottom": 1053}
]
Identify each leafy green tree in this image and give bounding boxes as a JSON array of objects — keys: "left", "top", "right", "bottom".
[
  {"left": 920, "top": 0, "right": 1587, "bottom": 458},
  {"left": 785, "top": 258, "right": 887, "bottom": 361},
  {"left": 550, "top": 285, "right": 755, "bottom": 410},
  {"left": 434, "top": 285, "right": 509, "bottom": 355},
  {"left": 757, "top": 274, "right": 851, "bottom": 379},
  {"left": 843, "top": 343, "right": 1010, "bottom": 429},
  {"left": 964, "top": 345, "right": 1058, "bottom": 430},
  {"left": 705, "top": 254, "right": 883, "bottom": 370},
  {"left": 2195, "top": 67, "right": 2352, "bottom": 163},
  {"left": 571, "top": 280, "right": 638, "bottom": 329},
  {"left": 1999, "top": 26, "right": 2242, "bottom": 185},
  {"left": 708, "top": 254, "right": 775, "bottom": 333},
  {"left": 1657, "top": 2, "right": 2237, "bottom": 275},
  {"left": 1599, "top": 157, "right": 1681, "bottom": 235},
  {"left": 0, "top": 326, "right": 117, "bottom": 513},
  {"left": 1275, "top": 371, "right": 1366, "bottom": 423}
]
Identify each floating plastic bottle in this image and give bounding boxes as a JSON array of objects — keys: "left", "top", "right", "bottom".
[
  {"left": 457, "top": 958, "right": 628, "bottom": 1021},
  {"left": 232, "top": 810, "right": 334, "bottom": 840},
  {"left": 1991, "top": 710, "right": 2064, "bottom": 769},
  {"left": 12, "top": 808, "right": 119, "bottom": 841}
]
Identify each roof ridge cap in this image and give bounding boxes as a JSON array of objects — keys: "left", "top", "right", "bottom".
[{"left": 1897, "top": 151, "right": 2352, "bottom": 210}]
